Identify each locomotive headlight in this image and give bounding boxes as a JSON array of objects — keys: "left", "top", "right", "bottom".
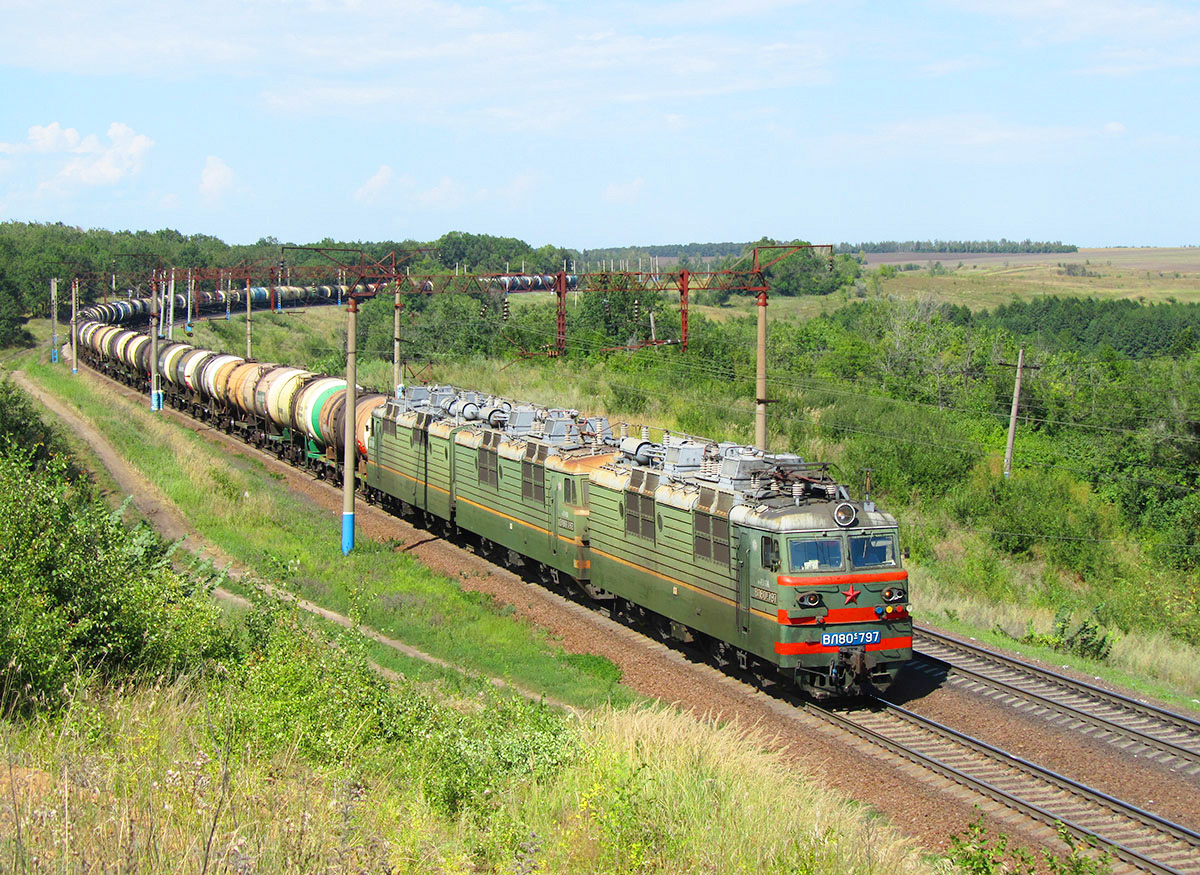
[
  {"left": 882, "top": 587, "right": 906, "bottom": 603},
  {"left": 798, "top": 592, "right": 823, "bottom": 609},
  {"left": 833, "top": 502, "right": 857, "bottom": 527}
]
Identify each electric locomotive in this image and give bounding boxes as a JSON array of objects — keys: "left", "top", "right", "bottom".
[{"left": 365, "top": 384, "right": 911, "bottom": 697}]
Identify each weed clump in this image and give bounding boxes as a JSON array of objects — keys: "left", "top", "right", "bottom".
[{"left": 1009, "top": 608, "right": 1114, "bottom": 662}]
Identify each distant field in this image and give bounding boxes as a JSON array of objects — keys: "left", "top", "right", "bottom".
[
  {"left": 861, "top": 247, "right": 1200, "bottom": 271},
  {"left": 873, "top": 247, "right": 1200, "bottom": 310}
]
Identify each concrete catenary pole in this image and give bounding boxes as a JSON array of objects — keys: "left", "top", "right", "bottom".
[
  {"left": 393, "top": 285, "right": 402, "bottom": 394},
  {"left": 755, "top": 289, "right": 769, "bottom": 451},
  {"left": 245, "top": 278, "right": 252, "bottom": 360},
  {"left": 167, "top": 270, "right": 175, "bottom": 340},
  {"left": 50, "top": 278, "right": 59, "bottom": 363},
  {"left": 149, "top": 271, "right": 162, "bottom": 411},
  {"left": 1003, "top": 344, "right": 1026, "bottom": 479},
  {"left": 343, "top": 294, "right": 359, "bottom": 554},
  {"left": 71, "top": 278, "right": 78, "bottom": 375}
]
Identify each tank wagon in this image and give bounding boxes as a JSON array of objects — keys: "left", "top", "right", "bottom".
[{"left": 76, "top": 287, "right": 911, "bottom": 697}]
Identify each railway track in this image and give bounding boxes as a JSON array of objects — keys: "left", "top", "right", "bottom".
[
  {"left": 810, "top": 697, "right": 1200, "bottom": 875},
  {"left": 909, "top": 627, "right": 1200, "bottom": 778}
]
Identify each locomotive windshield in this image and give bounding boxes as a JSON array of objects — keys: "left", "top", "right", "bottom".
[
  {"left": 848, "top": 532, "right": 898, "bottom": 569},
  {"left": 789, "top": 538, "right": 844, "bottom": 572}
]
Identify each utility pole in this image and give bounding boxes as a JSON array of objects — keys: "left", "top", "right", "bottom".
[
  {"left": 1003, "top": 344, "right": 1025, "bottom": 479},
  {"left": 50, "top": 278, "right": 59, "bottom": 363},
  {"left": 343, "top": 293, "right": 360, "bottom": 554},
  {"left": 71, "top": 278, "right": 78, "bottom": 375},
  {"left": 186, "top": 268, "right": 193, "bottom": 334}
]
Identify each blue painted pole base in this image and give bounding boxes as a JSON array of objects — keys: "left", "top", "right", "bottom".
[
  {"left": 51, "top": 349, "right": 58, "bottom": 363},
  {"left": 151, "top": 391, "right": 163, "bottom": 411},
  {"left": 342, "top": 512, "right": 355, "bottom": 554}
]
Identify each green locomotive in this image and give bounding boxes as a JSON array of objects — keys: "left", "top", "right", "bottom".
[{"left": 365, "top": 384, "right": 911, "bottom": 697}]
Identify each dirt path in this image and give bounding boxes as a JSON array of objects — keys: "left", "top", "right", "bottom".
[{"left": 17, "top": 365, "right": 1075, "bottom": 857}]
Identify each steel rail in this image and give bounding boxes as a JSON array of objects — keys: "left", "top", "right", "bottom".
[
  {"left": 809, "top": 697, "right": 1199, "bottom": 875},
  {"left": 915, "top": 626, "right": 1200, "bottom": 746},
  {"left": 912, "top": 631, "right": 1200, "bottom": 770},
  {"left": 912, "top": 648, "right": 1200, "bottom": 769}
]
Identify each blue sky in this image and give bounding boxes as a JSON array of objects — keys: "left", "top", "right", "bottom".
[{"left": 1, "top": 0, "right": 1197, "bottom": 248}]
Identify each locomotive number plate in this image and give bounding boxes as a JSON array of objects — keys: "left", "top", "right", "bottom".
[{"left": 821, "top": 630, "right": 881, "bottom": 647}]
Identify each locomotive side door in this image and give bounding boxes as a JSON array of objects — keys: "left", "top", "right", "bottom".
[
  {"left": 549, "top": 475, "right": 560, "bottom": 556},
  {"left": 736, "top": 530, "right": 752, "bottom": 638}
]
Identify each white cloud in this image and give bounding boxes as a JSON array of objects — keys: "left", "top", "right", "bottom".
[
  {"left": 813, "top": 114, "right": 1132, "bottom": 166},
  {"left": 413, "top": 176, "right": 467, "bottom": 210},
  {"left": 0, "top": 122, "right": 81, "bottom": 155},
  {"left": 6, "top": 122, "right": 156, "bottom": 195},
  {"left": 55, "top": 123, "right": 153, "bottom": 188},
  {"left": 601, "top": 177, "right": 645, "bottom": 205},
  {"left": 941, "top": 0, "right": 1200, "bottom": 72},
  {"left": 199, "top": 155, "right": 235, "bottom": 204},
  {"left": 354, "top": 164, "right": 398, "bottom": 204},
  {"left": 918, "top": 56, "right": 987, "bottom": 77},
  {"left": 477, "top": 172, "right": 537, "bottom": 203}
]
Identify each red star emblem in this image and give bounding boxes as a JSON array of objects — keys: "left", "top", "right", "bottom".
[{"left": 842, "top": 584, "right": 861, "bottom": 605}]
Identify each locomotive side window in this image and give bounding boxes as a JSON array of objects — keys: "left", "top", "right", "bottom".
[
  {"left": 849, "top": 533, "right": 897, "bottom": 569},
  {"left": 521, "top": 460, "right": 546, "bottom": 503},
  {"left": 625, "top": 490, "right": 656, "bottom": 544},
  {"left": 693, "top": 511, "right": 730, "bottom": 565},
  {"left": 477, "top": 447, "right": 499, "bottom": 488},
  {"left": 789, "top": 538, "right": 844, "bottom": 572},
  {"left": 563, "top": 478, "right": 576, "bottom": 505}
]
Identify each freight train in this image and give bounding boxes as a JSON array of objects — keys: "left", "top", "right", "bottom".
[{"left": 76, "top": 285, "right": 911, "bottom": 697}]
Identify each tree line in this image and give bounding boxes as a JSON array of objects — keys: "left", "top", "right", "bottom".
[{"left": 836, "top": 239, "right": 1078, "bottom": 254}]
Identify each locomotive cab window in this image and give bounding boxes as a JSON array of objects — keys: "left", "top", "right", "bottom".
[
  {"left": 849, "top": 532, "right": 897, "bottom": 569},
  {"left": 789, "top": 537, "right": 844, "bottom": 572},
  {"left": 760, "top": 536, "right": 781, "bottom": 570}
]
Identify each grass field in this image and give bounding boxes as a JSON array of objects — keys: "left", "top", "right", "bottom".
[{"left": 685, "top": 247, "right": 1200, "bottom": 322}]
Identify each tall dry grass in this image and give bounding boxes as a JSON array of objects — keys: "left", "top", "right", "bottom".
[{"left": 3, "top": 681, "right": 949, "bottom": 874}]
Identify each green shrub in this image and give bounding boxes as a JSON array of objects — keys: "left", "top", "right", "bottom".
[
  {"left": 0, "top": 443, "right": 230, "bottom": 711},
  {"left": 214, "top": 599, "right": 574, "bottom": 815}
]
